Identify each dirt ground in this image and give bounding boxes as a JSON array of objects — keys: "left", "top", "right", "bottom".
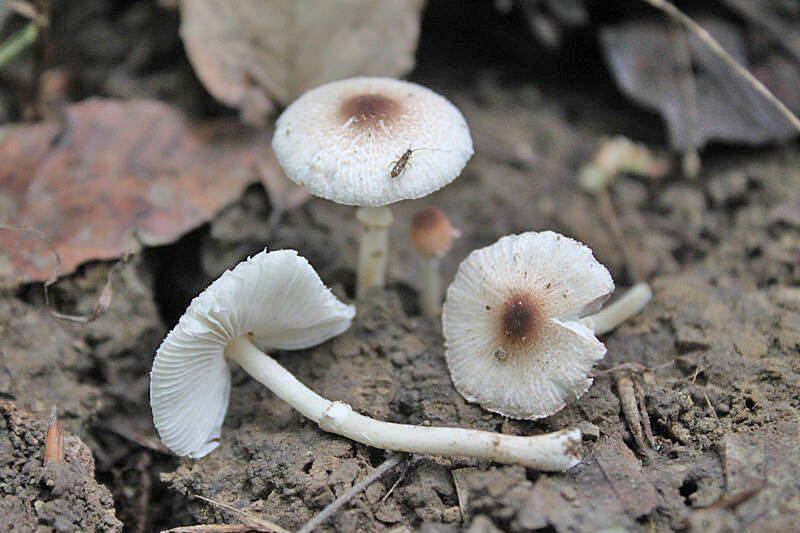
[{"left": 1, "top": 1, "right": 799, "bottom": 532}]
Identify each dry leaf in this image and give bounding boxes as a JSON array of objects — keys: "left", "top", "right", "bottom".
[
  {"left": 601, "top": 16, "right": 799, "bottom": 150},
  {"left": 257, "top": 151, "right": 310, "bottom": 216},
  {"left": 0, "top": 98, "right": 272, "bottom": 284},
  {"left": 179, "top": 0, "right": 426, "bottom": 124}
]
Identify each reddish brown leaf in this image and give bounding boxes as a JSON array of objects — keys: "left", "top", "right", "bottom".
[{"left": 0, "top": 98, "right": 271, "bottom": 284}]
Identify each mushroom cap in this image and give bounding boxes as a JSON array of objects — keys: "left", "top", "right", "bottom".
[
  {"left": 409, "top": 206, "right": 459, "bottom": 258},
  {"left": 150, "top": 249, "right": 355, "bottom": 458},
  {"left": 442, "top": 231, "right": 614, "bottom": 419},
  {"left": 272, "top": 77, "right": 473, "bottom": 207}
]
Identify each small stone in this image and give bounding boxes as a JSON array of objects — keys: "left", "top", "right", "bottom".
[
  {"left": 332, "top": 336, "right": 363, "bottom": 357},
  {"left": 577, "top": 420, "right": 600, "bottom": 441},
  {"left": 442, "top": 505, "right": 461, "bottom": 522},
  {"left": 467, "top": 515, "right": 503, "bottom": 533},
  {"left": 375, "top": 501, "right": 403, "bottom": 524},
  {"left": 390, "top": 350, "right": 408, "bottom": 366},
  {"left": 560, "top": 485, "right": 578, "bottom": 501}
]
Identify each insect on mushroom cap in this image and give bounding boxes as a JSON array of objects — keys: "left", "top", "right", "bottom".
[
  {"left": 272, "top": 77, "right": 473, "bottom": 207},
  {"left": 442, "top": 231, "right": 615, "bottom": 420},
  {"left": 149, "top": 249, "right": 355, "bottom": 458},
  {"left": 410, "top": 206, "right": 459, "bottom": 258}
]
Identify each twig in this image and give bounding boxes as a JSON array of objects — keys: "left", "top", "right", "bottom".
[
  {"left": 31, "top": 0, "right": 50, "bottom": 119},
  {"left": 591, "top": 360, "right": 674, "bottom": 378},
  {"left": 596, "top": 188, "right": 641, "bottom": 282},
  {"left": 44, "top": 250, "right": 135, "bottom": 323},
  {"left": 704, "top": 393, "right": 719, "bottom": 421},
  {"left": 615, "top": 372, "right": 646, "bottom": 450},
  {"left": 193, "top": 495, "right": 290, "bottom": 533},
  {"left": 670, "top": 24, "right": 701, "bottom": 178},
  {"left": 0, "top": 224, "right": 135, "bottom": 323},
  {"left": 298, "top": 452, "right": 405, "bottom": 533},
  {"left": 634, "top": 380, "right": 656, "bottom": 448},
  {"left": 642, "top": 0, "right": 800, "bottom": 134},
  {"left": 379, "top": 457, "right": 408, "bottom": 506},
  {"left": 0, "top": 21, "right": 38, "bottom": 67},
  {"left": 164, "top": 525, "right": 270, "bottom": 533}
]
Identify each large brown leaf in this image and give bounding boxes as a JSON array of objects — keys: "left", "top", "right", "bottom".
[
  {"left": 0, "top": 98, "right": 270, "bottom": 284},
  {"left": 179, "top": 0, "right": 426, "bottom": 124},
  {"left": 601, "top": 16, "right": 800, "bottom": 149}
]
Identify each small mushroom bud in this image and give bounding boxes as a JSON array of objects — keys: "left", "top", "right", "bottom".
[{"left": 409, "top": 207, "right": 460, "bottom": 318}]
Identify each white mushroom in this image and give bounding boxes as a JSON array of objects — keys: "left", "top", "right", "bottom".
[
  {"left": 150, "top": 249, "right": 355, "bottom": 458},
  {"left": 272, "top": 77, "right": 473, "bottom": 298},
  {"left": 150, "top": 249, "right": 582, "bottom": 470},
  {"left": 442, "top": 231, "right": 652, "bottom": 419},
  {"left": 409, "top": 206, "right": 460, "bottom": 318}
]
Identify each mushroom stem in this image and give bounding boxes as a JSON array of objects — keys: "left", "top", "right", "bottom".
[
  {"left": 355, "top": 206, "right": 394, "bottom": 298},
  {"left": 225, "top": 336, "right": 581, "bottom": 471},
  {"left": 585, "top": 282, "right": 653, "bottom": 335},
  {"left": 419, "top": 256, "right": 442, "bottom": 318}
]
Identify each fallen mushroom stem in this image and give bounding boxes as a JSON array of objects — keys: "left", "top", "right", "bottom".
[
  {"left": 225, "top": 336, "right": 581, "bottom": 471},
  {"left": 419, "top": 256, "right": 442, "bottom": 318},
  {"left": 355, "top": 206, "right": 394, "bottom": 298},
  {"left": 584, "top": 282, "right": 653, "bottom": 336}
]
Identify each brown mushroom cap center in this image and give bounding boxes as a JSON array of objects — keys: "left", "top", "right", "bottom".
[
  {"left": 497, "top": 293, "right": 541, "bottom": 351},
  {"left": 339, "top": 93, "right": 402, "bottom": 131}
]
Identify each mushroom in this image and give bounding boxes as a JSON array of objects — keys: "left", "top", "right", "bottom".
[
  {"left": 409, "top": 206, "right": 460, "bottom": 318},
  {"left": 442, "top": 231, "right": 652, "bottom": 419},
  {"left": 272, "top": 77, "right": 473, "bottom": 298},
  {"left": 151, "top": 249, "right": 582, "bottom": 471}
]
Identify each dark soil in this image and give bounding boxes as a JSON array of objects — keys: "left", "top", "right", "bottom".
[{"left": 1, "top": 1, "right": 799, "bottom": 532}]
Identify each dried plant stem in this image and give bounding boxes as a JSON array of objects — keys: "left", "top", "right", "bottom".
[
  {"left": 596, "top": 189, "right": 640, "bottom": 282},
  {"left": 643, "top": 0, "right": 800, "bottom": 134},
  {"left": 0, "top": 22, "right": 38, "bottom": 67},
  {"left": 298, "top": 453, "right": 405, "bottom": 533},
  {"left": 670, "top": 24, "right": 701, "bottom": 178},
  {"left": 194, "top": 495, "right": 290, "bottom": 533}
]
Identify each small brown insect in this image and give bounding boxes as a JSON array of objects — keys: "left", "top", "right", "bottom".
[
  {"left": 389, "top": 147, "right": 447, "bottom": 178},
  {"left": 389, "top": 148, "right": 415, "bottom": 178}
]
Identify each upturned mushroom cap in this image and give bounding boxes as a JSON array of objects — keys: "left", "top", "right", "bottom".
[
  {"left": 150, "top": 250, "right": 355, "bottom": 458},
  {"left": 410, "top": 207, "right": 459, "bottom": 258},
  {"left": 272, "top": 77, "right": 473, "bottom": 207},
  {"left": 442, "top": 231, "right": 614, "bottom": 419}
]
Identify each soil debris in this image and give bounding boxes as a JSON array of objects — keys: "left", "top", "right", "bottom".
[{"left": 0, "top": 400, "right": 123, "bottom": 531}]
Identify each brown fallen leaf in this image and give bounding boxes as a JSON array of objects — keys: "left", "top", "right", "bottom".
[
  {"left": 179, "top": 0, "right": 426, "bottom": 124},
  {"left": 0, "top": 98, "right": 273, "bottom": 285}
]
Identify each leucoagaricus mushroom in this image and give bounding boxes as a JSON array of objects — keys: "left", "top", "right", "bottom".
[
  {"left": 442, "top": 231, "right": 652, "bottom": 419},
  {"left": 151, "top": 249, "right": 582, "bottom": 471},
  {"left": 272, "top": 77, "right": 473, "bottom": 298},
  {"left": 409, "top": 206, "right": 460, "bottom": 318}
]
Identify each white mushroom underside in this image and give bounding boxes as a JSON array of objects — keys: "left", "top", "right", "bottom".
[
  {"left": 443, "top": 231, "right": 615, "bottom": 419},
  {"left": 150, "top": 250, "right": 355, "bottom": 458},
  {"left": 272, "top": 77, "right": 473, "bottom": 207}
]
